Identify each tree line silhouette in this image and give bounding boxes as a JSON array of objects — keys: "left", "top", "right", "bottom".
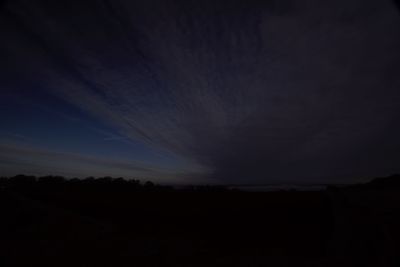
[
  {"left": 0, "top": 174, "right": 231, "bottom": 193},
  {"left": 2, "top": 174, "right": 400, "bottom": 193}
]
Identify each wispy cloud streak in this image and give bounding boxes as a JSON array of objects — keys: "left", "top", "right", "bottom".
[{"left": 1, "top": 0, "right": 400, "bottom": 183}]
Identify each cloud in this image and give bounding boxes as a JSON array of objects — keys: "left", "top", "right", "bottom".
[{"left": 1, "top": 0, "right": 400, "bottom": 183}]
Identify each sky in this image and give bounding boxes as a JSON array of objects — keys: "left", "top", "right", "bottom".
[{"left": 1, "top": 0, "right": 400, "bottom": 184}]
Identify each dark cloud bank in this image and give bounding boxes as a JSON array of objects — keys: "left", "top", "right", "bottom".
[{"left": 1, "top": 0, "right": 400, "bottom": 183}]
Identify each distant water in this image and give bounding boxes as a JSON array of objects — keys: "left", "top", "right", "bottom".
[{"left": 229, "top": 185, "right": 327, "bottom": 192}]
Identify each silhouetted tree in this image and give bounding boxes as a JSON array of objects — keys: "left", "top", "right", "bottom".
[
  {"left": 394, "top": 0, "right": 400, "bottom": 13},
  {"left": 368, "top": 174, "right": 400, "bottom": 189},
  {"left": 144, "top": 181, "right": 155, "bottom": 189},
  {"left": 113, "top": 177, "right": 127, "bottom": 185},
  {"left": 128, "top": 179, "right": 141, "bottom": 188},
  {"left": 9, "top": 175, "right": 36, "bottom": 188},
  {"left": 0, "top": 177, "right": 9, "bottom": 188},
  {"left": 38, "top": 175, "right": 66, "bottom": 186}
]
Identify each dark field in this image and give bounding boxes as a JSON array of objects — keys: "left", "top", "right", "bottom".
[{"left": 1, "top": 177, "right": 399, "bottom": 267}]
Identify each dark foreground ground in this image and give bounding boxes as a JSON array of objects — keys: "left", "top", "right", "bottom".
[{"left": 1, "top": 177, "right": 400, "bottom": 267}]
